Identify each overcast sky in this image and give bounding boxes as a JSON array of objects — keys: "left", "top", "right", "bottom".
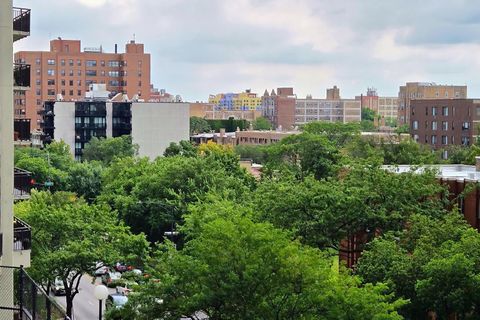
[{"left": 13, "top": 0, "right": 480, "bottom": 102}]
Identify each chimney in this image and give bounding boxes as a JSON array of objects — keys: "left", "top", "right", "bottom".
[
  {"left": 114, "top": 44, "right": 118, "bottom": 54},
  {"left": 476, "top": 156, "right": 480, "bottom": 172}
]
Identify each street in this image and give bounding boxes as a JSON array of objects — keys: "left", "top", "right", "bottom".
[{"left": 51, "top": 274, "right": 116, "bottom": 320}]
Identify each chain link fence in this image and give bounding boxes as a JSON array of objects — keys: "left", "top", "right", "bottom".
[{"left": 0, "top": 265, "right": 67, "bottom": 320}]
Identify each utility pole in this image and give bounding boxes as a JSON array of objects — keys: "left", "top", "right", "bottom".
[{"left": 0, "top": 0, "right": 15, "bottom": 319}]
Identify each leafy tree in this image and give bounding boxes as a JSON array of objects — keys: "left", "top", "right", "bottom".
[
  {"left": 82, "top": 135, "right": 138, "bottom": 165},
  {"left": 64, "top": 161, "right": 104, "bottom": 202},
  {"left": 234, "top": 144, "right": 268, "bottom": 163},
  {"left": 361, "top": 108, "right": 376, "bottom": 121},
  {"left": 163, "top": 140, "right": 197, "bottom": 157},
  {"left": 252, "top": 116, "right": 272, "bottom": 130},
  {"left": 385, "top": 117, "right": 397, "bottom": 127},
  {"left": 189, "top": 116, "right": 211, "bottom": 135},
  {"left": 263, "top": 133, "right": 341, "bottom": 180},
  {"left": 15, "top": 191, "right": 149, "bottom": 318},
  {"left": 357, "top": 212, "right": 480, "bottom": 319},
  {"left": 301, "top": 122, "right": 361, "bottom": 147},
  {"left": 395, "top": 124, "right": 409, "bottom": 134},
  {"left": 15, "top": 156, "right": 68, "bottom": 191},
  {"left": 115, "top": 215, "right": 405, "bottom": 320},
  {"left": 381, "top": 139, "right": 436, "bottom": 165},
  {"left": 360, "top": 119, "right": 376, "bottom": 132}
]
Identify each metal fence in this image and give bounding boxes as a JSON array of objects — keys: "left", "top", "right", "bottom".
[{"left": 0, "top": 265, "right": 67, "bottom": 320}]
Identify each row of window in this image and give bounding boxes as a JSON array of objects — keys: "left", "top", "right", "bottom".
[
  {"left": 412, "top": 106, "right": 450, "bottom": 116},
  {"left": 37, "top": 58, "right": 141, "bottom": 68},
  {"left": 35, "top": 69, "right": 141, "bottom": 77},
  {"left": 401, "top": 91, "right": 463, "bottom": 99},
  {"left": 412, "top": 121, "right": 470, "bottom": 131},
  {"left": 415, "top": 135, "right": 470, "bottom": 146},
  {"left": 39, "top": 89, "right": 83, "bottom": 96}
]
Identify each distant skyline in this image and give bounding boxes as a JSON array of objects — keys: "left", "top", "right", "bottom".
[{"left": 14, "top": 0, "right": 477, "bottom": 101}]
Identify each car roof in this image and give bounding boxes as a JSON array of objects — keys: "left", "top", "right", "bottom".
[{"left": 109, "top": 294, "right": 128, "bottom": 303}]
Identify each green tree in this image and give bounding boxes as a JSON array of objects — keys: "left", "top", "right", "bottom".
[
  {"left": 301, "top": 122, "right": 361, "bottom": 147},
  {"left": 252, "top": 116, "right": 272, "bottom": 130},
  {"left": 361, "top": 108, "right": 376, "bottom": 121},
  {"left": 381, "top": 139, "right": 436, "bottom": 164},
  {"left": 116, "top": 215, "right": 404, "bottom": 320},
  {"left": 395, "top": 124, "right": 409, "bottom": 134},
  {"left": 163, "top": 140, "right": 197, "bottom": 157},
  {"left": 234, "top": 144, "right": 268, "bottom": 163},
  {"left": 82, "top": 135, "right": 139, "bottom": 165},
  {"left": 189, "top": 116, "right": 211, "bottom": 134},
  {"left": 15, "top": 191, "right": 149, "bottom": 318},
  {"left": 64, "top": 161, "right": 104, "bottom": 202}
]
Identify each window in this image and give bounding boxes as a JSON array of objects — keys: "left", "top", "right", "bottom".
[
  {"left": 77, "top": 59, "right": 82, "bottom": 66},
  {"left": 36, "top": 99, "right": 41, "bottom": 105},
  {"left": 61, "top": 89, "right": 65, "bottom": 96},
  {"left": 414, "top": 134, "right": 419, "bottom": 142},
  {"left": 431, "top": 135, "right": 437, "bottom": 144},
  {"left": 86, "top": 70, "right": 97, "bottom": 76},
  {"left": 77, "top": 90, "right": 82, "bottom": 96},
  {"left": 413, "top": 121, "right": 418, "bottom": 130},
  {"left": 35, "top": 58, "right": 41, "bottom": 65},
  {"left": 411, "top": 107, "right": 415, "bottom": 115},
  {"left": 100, "top": 60, "right": 105, "bottom": 67},
  {"left": 442, "top": 121, "right": 448, "bottom": 130},
  {"left": 137, "top": 71, "right": 142, "bottom": 77},
  {"left": 432, "top": 121, "right": 437, "bottom": 130},
  {"left": 442, "top": 106, "right": 448, "bottom": 116},
  {"left": 61, "top": 79, "right": 66, "bottom": 86},
  {"left": 455, "top": 92, "right": 460, "bottom": 98},
  {"left": 47, "top": 89, "right": 55, "bottom": 96},
  {"left": 109, "top": 80, "right": 119, "bottom": 86},
  {"left": 61, "top": 59, "right": 65, "bottom": 66},
  {"left": 86, "top": 60, "right": 97, "bottom": 67},
  {"left": 35, "top": 79, "right": 40, "bottom": 86},
  {"left": 47, "top": 59, "right": 55, "bottom": 65},
  {"left": 108, "top": 71, "right": 119, "bottom": 77},
  {"left": 61, "top": 69, "right": 65, "bottom": 76},
  {"left": 47, "top": 79, "right": 55, "bottom": 86},
  {"left": 69, "top": 59, "right": 74, "bottom": 66},
  {"left": 138, "top": 81, "right": 142, "bottom": 87},
  {"left": 36, "top": 89, "right": 41, "bottom": 96},
  {"left": 462, "top": 136, "right": 470, "bottom": 145},
  {"left": 425, "top": 107, "right": 428, "bottom": 116},
  {"left": 462, "top": 122, "right": 470, "bottom": 130},
  {"left": 69, "top": 70, "right": 74, "bottom": 76},
  {"left": 442, "top": 150, "right": 448, "bottom": 160},
  {"left": 69, "top": 90, "right": 74, "bottom": 96},
  {"left": 108, "top": 61, "right": 120, "bottom": 67},
  {"left": 445, "top": 91, "right": 449, "bottom": 97},
  {"left": 100, "top": 71, "right": 105, "bottom": 76},
  {"left": 441, "top": 135, "right": 448, "bottom": 145},
  {"left": 476, "top": 106, "right": 480, "bottom": 117},
  {"left": 69, "top": 80, "right": 73, "bottom": 86},
  {"left": 138, "top": 60, "right": 142, "bottom": 67},
  {"left": 36, "top": 69, "right": 40, "bottom": 75},
  {"left": 432, "top": 107, "right": 437, "bottom": 116},
  {"left": 78, "top": 70, "right": 82, "bottom": 76},
  {"left": 77, "top": 80, "right": 82, "bottom": 86}
]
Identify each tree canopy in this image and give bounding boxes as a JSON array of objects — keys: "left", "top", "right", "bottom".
[{"left": 82, "top": 135, "right": 138, "bottom": 165}]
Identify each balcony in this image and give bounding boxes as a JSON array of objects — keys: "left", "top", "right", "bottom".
[
  {"left": 14, "top": 167, "right": 32, "bottom": 201},
  {"left": 13, "top": 63, "right": 31, "bottom": 89},
  {"left": 13, "top": 7, "right": 31, "bottom": 42},
  {"left": 13, "top": 217, "right": 31, "bottom": 268}
]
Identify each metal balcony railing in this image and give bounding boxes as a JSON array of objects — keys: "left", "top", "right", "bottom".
[
  {"left": 14, "top": 63, "right": 31, "bottom": 88},
  {"left": 13, "top": 7, "right": 31, "bottom": 34},
  {"left": 14, "top": 217, "right": 31, "bottom": 251}
]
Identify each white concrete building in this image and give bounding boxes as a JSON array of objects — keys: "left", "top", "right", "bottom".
[{"left": 42, "top": 100, "right": 189, "bottom": 160}]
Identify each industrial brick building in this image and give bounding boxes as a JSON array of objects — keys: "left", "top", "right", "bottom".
[{"left": 14, "top": 38, "right": 152, "bottom": 131}]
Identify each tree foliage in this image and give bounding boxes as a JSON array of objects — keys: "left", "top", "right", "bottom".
[
  {"left": 189, "top": 116, "right": 211, "bottom": 135},
  {"left": 252, "top": 116, "right": 272, "bottom": 130},
  {"left": 82, "top": 135, "right": 138, "bottom": 165},
  {"left": 15, "top": 191, "right": 149, "bottom": 318}
]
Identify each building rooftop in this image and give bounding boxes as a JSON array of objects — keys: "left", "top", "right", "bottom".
[{"left": 382, "top": 164, "right": 480, "bottom": 181}]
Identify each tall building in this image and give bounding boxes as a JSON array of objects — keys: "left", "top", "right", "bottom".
[
  {"left": 326, "top": 85, "right": 340, "bottom": 100},
  {"left": 262, "top": 87, "right": 296, "bottom": 130},
  {"left": 398, "top": 82, "right": 467, "bottom": 126},
  {"left": 1, "top": 3, "right": 32, "bottom": 318},
  {"left": 42, "top": 95, "right": 189, "bottom": 160},
  {"left": 295, "top": 97, "right": 361, "bottom": 125},
  {"left": 14, "top": 38, "right": 152, "bottom": 131},
  {"left": 409, "top": 99, "right": 480, "bottom": 158},
  {"left": 355, "top": 88, "right": 398, "bottom": 122},
  {"left": 208, "top": 89, "right": 262, "bottom": 111}
]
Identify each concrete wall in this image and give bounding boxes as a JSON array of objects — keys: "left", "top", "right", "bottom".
[
  {"left": 131, "top": 102, "right": 189, "bottom": 159},
  {"left": 53, "top": 101, "right": 75, "bottom": 154}
]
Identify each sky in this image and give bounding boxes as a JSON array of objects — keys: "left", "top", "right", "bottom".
[{"left": 13, "top": 0, "right": 480, "bottom": 102}]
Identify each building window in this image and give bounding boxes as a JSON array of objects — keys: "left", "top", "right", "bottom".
[
  {"left": 86, "top": 70, "right": 97, "bottom": 77},
  {"left": 78, "top": 70, "right": 82, "bottom": 76},
  {"left": 69, "top": 59, "right": 74, "bottom": 66},
  {"left": 445, "top": 91, "right": 449, "bottom": 97},
  {"left": 86, "top": 60, "right": 97, "bottom": 67},
  {"left": 442, "top": 150, "right": 448, "bottom": 160},
  {"left": 100, "top": 60, "right": 105, "bottom": 67},
  {"left": 36, "top": 89, "right": 41, "bottom": 96},
  {"left": 78, "top": 90, "right": 82, "bottom": 96},
  {"left": 61, "top": 79, "right": 66, "bottom": 86},
  {"left": 431, "top": 135, "right": 437, "bottom": 144},
  {"left": 36, "top": 69, "right": 40, "bottom": 75},
  {"left": 442, "top": 106, "right": 448, "bottom": 116},
  {"left": 138, "top": 60, "right": 142, "bottom": 67},
  {"left": 47, "top": 59, "right": 55, "bottom": 65},
  {"left": 101, "top": 71, "right": 105, "bottom": 76},
  {"left": 452, "top": 136, "right": 455, "bottom": 144},
  {"left": 47, "top": 89, "right": 55, "bottom": 96},
  {"left": 432, "top": 107, "right": 437, "bottom": 116},
  {"left": 414, "top": 134, "right": 419, "bottom": 142},
  {"left": 411, "top": 107, "right": 415, "bottom": 115},
  {"left": 69, "top": 90, "right": 74, "bottom": 96},
  {"left": 61, "top": 59, "right": 65, "bottom": 66},
  {"left": 137, "top": 71, "right": 142, "bottom": 77},
  {"left": 61, "top": 69, "right": 65, "bottom": 76},
  {"left": 108, "top": 61, "right": 120, "bottom": 67},
  {"left": 412, "top": 120, "right": 418, "bottom": 130},
  {"left": 455, "top": 92, "right": 460, "bottom": 98},
  {"left": 61, "top": 89, "right": 65, "bottom": 96},
  {"left": 108, "top": 71, "right": 119, "bottom": 77},
  {"left": 69, "top": 70, "right": 74, "bottom": 76},
  {"left": 442, "top": 121, "right": 448, "bottom": 131},
  {"left": 425, "top": 107, "right": 428, "bottom": 116},
  {"left": 47, "top": 79, "right": 55, "bottom": 86},
  {"left": 35, "top": 79, "right": 40, "bottom": 86},
  {"left": 77, "top": 80, "right": 82, "bottom": 86},
  {"left": 441, "top": 135, "right": 448, "bottom": 145},
  {"left": 462, "top": 122, "right": 470, "bottom": 130},
  {"left": 462, "top": 136, "right": 470, "bottom": 145},
  {"left": 476, "top": 107, "right": 480, "bottom": 117},
  {"left": 69, "top": 80, "right": 74, "bottom": 86},
  {"left": 36, "top": 99, "right": 41, "bottom": 105},
  {"left": 138, "top": 81, "right": 142, "bottom": 87},
  {"left": 432, "top": 121, "right": 438, "bottom": 130},
  {"left": 77, "top": 59, "right": 82, "bottom": 66},
  {"left": 35, "top": 58, "right": 41, "bottom": 65}
]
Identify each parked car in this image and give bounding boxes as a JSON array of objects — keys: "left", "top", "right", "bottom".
[
  {"left": 51, "top": 278, "right": 65, "bottom": 296},
  {"left": 114, "top": 262, "right": 132, "bottom": 273},
  {"left": 95, "top": 262, "right": 110, "bottom": 276},
  {"left": 102, "top": 272, "right": 123, "bottom": 287},
  {"left": 106, "top": 294, "right": 128, "bottom": 310}
]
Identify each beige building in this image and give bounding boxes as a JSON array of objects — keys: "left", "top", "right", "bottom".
[
  {"left": 295, "top": 97, "right": 361, "bottom": 125},
  {"left": 398, "top": 82, "right": 467, "bottom": 126},
  {"left": 378, "top": 96, "right": 398, "bottom": 120},
  {"left": 190, "top": 102, "right": 261, "bottom": 121}
]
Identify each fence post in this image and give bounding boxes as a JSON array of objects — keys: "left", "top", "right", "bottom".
[
  {"left": 19, "top": 265, "right": 24, "bottom": 320},
  {"left": 31, "top": 279, "right": 36, "bottom": 320}
]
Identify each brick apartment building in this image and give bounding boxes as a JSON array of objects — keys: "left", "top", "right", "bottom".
[
  {"left": 398, "top": 82, "right": 467, "bottom": 126},
  {"left": 262, "top": 88, "right": 296, "bottom": 130},
  {"left": 410, "top": 99, "right": 480, "bottom": 157},
  {"left": 355, "top": 88, "right": 398, "bottom": 121},
  {"left": 14, "top": 38, "right": 152, "bottom": 131}
]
